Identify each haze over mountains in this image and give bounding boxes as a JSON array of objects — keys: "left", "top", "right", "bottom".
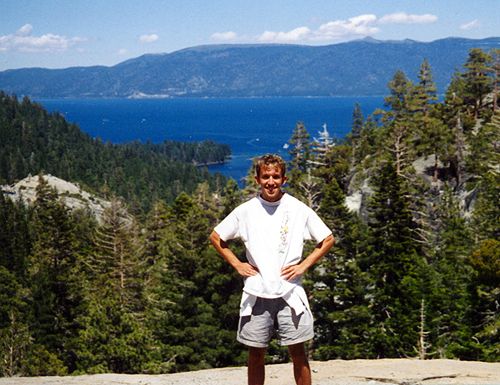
[{"left": 1, "top": 37, "right": 499, "bottom": 98}]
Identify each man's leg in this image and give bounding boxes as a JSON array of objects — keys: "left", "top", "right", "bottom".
[
  {"left": 248, "top": 347, "right": 266, "bottom": 385},
  {"left": 288, "top": 343, "right": 311, "bottom": 385}
]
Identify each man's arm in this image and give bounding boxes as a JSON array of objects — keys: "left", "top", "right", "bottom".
[
  {"left": 281, "top": 234, "right": 335, "bottom": 281},
  {"left": 209, "top": 230, "right": 259, "bottom": 277}
]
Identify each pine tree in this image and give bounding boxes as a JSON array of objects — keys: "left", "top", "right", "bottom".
[
  {"left": 0, "top": 267, "right": 31, "bottom": 376},
  {"left": 91, "top": 198, "right": 144, "bottom": 310},
  {"left": 428, "top": 187, "right": 474, "bottom": 358},
  {"left": 288, "top": 121, "right": 312, "bottom": 172},
  {"left": 349, "top": 103, "right": 365, "bottom": 166},
  {"left": 441, "top": 75, "right": 470, "bottom": 187},
  {"left": 467, "top": 110, "right": 500, "bottom": 183},
  {"left": 294, "top": 169, "right": 323, "bottom": 209},
  {"left": 491, "top": 48, "right": 500, "bottom": 112},
  {"left": 471, "top": 172, "right": 500, "bottom": 241},
  {"left": 364, "top": 162, "right": 430, "bottom": 357},
  {"left": 241, "top": 159, "right": 260, "bottom": 199},
  {"left": 464, "top": 110, "right": 498, "bottom": 322},
  {"left": 0, "top": 193, "right": 31, "bottom": 281},
  {"left": 467, "top": 239, "right": 500, "bottom": 361},
  {"left": 384, "top": 70, "right": 414, "bottom": 117},
  {"left": 413, "top": 60, "right": 451, "bottom": 183},
  {"left": 220, "top": 178, "right": 243, "bottom": 217},
  {"left": 382, "top": 71, "right": 418, "bottom": 177},
  {"left": 354, "top": 115, "right": 378, "bottom": 169},
  {"left": 310, "top": 178, "right": 372, "bottom": 359},
  {"left": 311, "top": 123, "right": 336, "bottom": 167},
  {"left": 351, "top": 103, "right": 364, "bottom": 141},
  {"left": 148, "top": 192, "right": 245, "bottom": 371},
  {"left": 462, "top": 48, "right": 494, "bottom": 120},
  {"left": 28, "top": 175, "right": 78, "bottom": 372},
  {"left": 73, "top": 198, "right": 157, "bottom": 373},
  {"left": 315, "top": 144, "right": 352, "bottom": 192},
  {"left": 287, "top": 122, "right": 312, "bottom": 196},
  {"left": 414, "top": 59, "right": 438, "bottom": 116},
  {"left": 75, "top": 293, "right": 159, "bottom": 373},
  {"left": 141, "top": 200, "right": 169, "bottom": 289}
]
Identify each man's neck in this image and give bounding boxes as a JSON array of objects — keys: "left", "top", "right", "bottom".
[{"left": 259, "top": 190, "right": 285, "bottom": 203}]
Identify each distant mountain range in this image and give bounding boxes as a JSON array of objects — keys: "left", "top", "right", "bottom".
[{"left": 1, "top": 37, "right": 499, "bottom": 98}]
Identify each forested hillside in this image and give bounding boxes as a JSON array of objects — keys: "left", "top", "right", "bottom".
[
  {"left": 0, "top": 47, "right": 498, "bottom": 377},
  {"left": 0, "top": 93, "right": 230, "bottom": 211},
  {"left": 1, "top": 37, "right": 499, "bottom": 98}
]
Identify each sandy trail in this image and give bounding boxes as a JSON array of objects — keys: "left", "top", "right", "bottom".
[{"left": 0, "top": 359, "right": 499, "bottom": 385}]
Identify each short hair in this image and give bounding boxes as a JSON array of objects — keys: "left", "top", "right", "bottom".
[{"left": 254, "top": 154, "right": 286, "bottom": 177}]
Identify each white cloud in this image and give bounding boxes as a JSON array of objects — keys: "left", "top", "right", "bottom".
[
  {"left": 17, "top": 24, "right": 33, "bottom": 36},
  {"left": 314, "top": 14, "right": 379, "bottom": 41},
  {"left": 211, "top": 31, "right": 238, "bottom": 41},
  {"left": 379, "top": 12, "right": 438, "bottom": 24},
  {"left": 139, "top": 34, "right": 159, "bottom": 43},
  {"left": 118, "top": 48, "right": 129, "bottom": 56},
  {"left": 460, "top": 19, "right": 480, "bottom": 30},
  {"left": 256, "top": 15, "right": 378, "bottom": 44},
  {"left": 0, "top": 24, "right": 85, "bottom": 52},
  {"left": 210, "top": 12, "right": 439, "bottom": 46},
  {"left": 258, "top": 27, "right": 312, "bottom": 43}
]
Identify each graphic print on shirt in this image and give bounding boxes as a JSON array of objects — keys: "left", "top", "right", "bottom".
[{"left": 278, "top": 211, "right": 289, "bottom": 263}]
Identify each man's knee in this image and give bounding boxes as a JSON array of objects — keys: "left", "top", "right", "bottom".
[
  {"left": 248, "top": 347, "right": 266, "bottom": 364},
  {"left": 288, "top": 343, "right": 309, "bottom": 364}
]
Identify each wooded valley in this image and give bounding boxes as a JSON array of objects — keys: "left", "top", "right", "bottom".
[{"left": 0, "top": 48, "right": 498, "bottom": 376}]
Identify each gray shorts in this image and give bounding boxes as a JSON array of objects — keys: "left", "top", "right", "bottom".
[{"left": 237, "top": 297, "right": 314, "bottom": 348}]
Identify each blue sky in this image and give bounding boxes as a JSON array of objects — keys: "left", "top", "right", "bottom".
[{"left": 1, "top": 0, "right": 498, "bottom": 71}]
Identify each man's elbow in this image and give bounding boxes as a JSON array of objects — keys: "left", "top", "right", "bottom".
[
  {"left": 209, "top": 230, "right": 219, "bottom": 246},
  {"left": 323, "top": 234, "right": 335, "bottom": 250},
  {"left": 210, "top": 231, "right": 229, "bottom": 252}
]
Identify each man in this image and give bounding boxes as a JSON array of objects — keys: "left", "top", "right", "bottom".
[{"left": 210, "top": 154, "right": 334, "bottom": 385}]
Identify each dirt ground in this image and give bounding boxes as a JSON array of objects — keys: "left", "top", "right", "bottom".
[{"left": 0, "top": 359, "right": 499, "bottom": 385}]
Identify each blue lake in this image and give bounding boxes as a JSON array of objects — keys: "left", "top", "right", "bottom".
[{"left": 36, "top": 97, "right": 384, "bottom": 182}]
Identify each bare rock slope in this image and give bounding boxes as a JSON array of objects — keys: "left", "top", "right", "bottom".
[
  {"left": 1, "top": 174, "right": 110, "bottom": 221},
  {"left": 1, "top": 359, "right": 498, "bottom": 385}
]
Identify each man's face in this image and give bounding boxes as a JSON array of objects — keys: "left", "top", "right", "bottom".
[{"left": 255, "top": 164, "right": 287, "bottom": 202}]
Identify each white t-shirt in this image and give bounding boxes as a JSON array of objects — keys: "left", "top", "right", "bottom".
[{"left": 214, "top": 193, "right": 332, "bottom": 303}]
